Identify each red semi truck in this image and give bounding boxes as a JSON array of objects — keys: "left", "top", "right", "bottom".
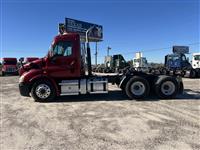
[
  {"left": 18, "top": 57, "right": 39, "bottom": 75},
  {"left": 18, "top": 19, "right": 183, "bottom": 102},
  {"left": 1, "top": 58, "right": 18, "bottom": 76},
  {"left": 25, "top": 57, "right": 39, "bottom": 63}
]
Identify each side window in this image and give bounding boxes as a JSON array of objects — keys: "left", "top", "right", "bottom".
[
  {"left": 53, "top": 41, "right": 72, "bottom": 57},
  {"left": 63, "top": 47, "right": 72, "bottom": 56},
  {"left": 182, "top": 55, "right": 186, "bottom": 61}
]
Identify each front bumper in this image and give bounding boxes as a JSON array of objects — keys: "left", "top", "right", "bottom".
[
  {"left": 19, "top": 82, "right": 30, "bottom": 97},
  {"left": 3, "top": 71, "right": 18, "bottom": 75}
]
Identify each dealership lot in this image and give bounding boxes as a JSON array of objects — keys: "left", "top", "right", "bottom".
[{"left": 1, "top": 76, "right": 200, "bottom": 150}]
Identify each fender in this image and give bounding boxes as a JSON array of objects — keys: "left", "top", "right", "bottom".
[
  {"left": 30, "top": 74, "right": 60, "bottom": 96},
  {"left": 119, "top": 75, "right": 132, "bottom": 89},
  {"left": 23, "top": 69, "right": 60, "bottom": 96}
]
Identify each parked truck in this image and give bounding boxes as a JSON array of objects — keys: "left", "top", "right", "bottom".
[
  {"left": 25, "top": 57, "right": 39, "bottom": 63},
  {"left": 163, "top": 46, "right": 200, "bottom": 78},
  {"left": 18, "top": 18, "right": 183, "bottom": 102},
  {"left": 148, "top": 46, "right": 200, "bottom": 78},
  {"left": 94, "top": 54, "right": 129, "bottom": 73},
  {"left": 18, "top": 57, "right": 40, "bottom": 75},
  {"left": 133, "top": 52, "right": 150, "bottom": 72},
  {"left": 1, "top": 58, "right": 18, "bottom": 76},
  {"left": 191, "top": 53, "right": 200, "bottom": 77}
]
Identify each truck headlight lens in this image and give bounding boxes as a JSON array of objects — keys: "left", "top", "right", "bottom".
[{"left": 19, "top": 75, "right": 25, "bottom": 83}]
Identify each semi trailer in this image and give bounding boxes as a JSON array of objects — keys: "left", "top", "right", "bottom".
[{"left": 18, "top": 18, "right": 183, "bottom": 102}]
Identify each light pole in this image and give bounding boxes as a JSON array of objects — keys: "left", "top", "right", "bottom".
[
  {"left": 107, "top": 46, "right": 111, "bottom": 56},
  {"left": 95, "top": 42, "right": 98, "bottom": 66}
]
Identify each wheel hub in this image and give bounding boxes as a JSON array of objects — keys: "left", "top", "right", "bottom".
[
  {"left": 131, "top": 81, "right": 145, "bottom": 96},
  {"left": 163, "top": 85, "right": 169, "bottom": 90},
  {"left": 161, "top": 81, "right": 175, "bottom": 96},
  {"left": 35, "top": 84, "right": 51, "bottom": 99}
]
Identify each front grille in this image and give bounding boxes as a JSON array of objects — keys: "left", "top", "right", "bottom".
[{"left": 6, "top": 67, "right": 16, "bottom": 72}]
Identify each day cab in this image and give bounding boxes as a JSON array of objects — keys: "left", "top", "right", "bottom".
[{"left": 19, "top": 32, "right": 183, "bottom": 102}]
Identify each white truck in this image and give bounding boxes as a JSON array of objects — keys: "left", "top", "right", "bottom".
[
  {"left": 191, "top": 53, "right": 200, "bottom": 77},
  {"left": 192, "top": 53, "right": 200, "bottom": 69},
  {"left": 133, "top": 52, "right": 150, "bottom": 72}
]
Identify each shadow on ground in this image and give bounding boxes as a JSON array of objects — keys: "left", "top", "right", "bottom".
[{"left": 46, "top": 89, "right": 200, "bottom": 103}]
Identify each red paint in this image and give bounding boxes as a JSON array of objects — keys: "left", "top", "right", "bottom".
[
  {"left": 25, "top": 57, "right": 39, "bottom": 63},
  {"left": 19, "top": 33, "right": 83, "bottom": 95},
  {"left": 1, "top": 58, "right": 18, "bottom": 75}
]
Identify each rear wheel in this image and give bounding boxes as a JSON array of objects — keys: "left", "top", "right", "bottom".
[
  {"left": 155, "top": 76, "right": 178, "bottom": 99},
  {"left": 125, "top": 76, "right": 150, "bottom": 99},
  {"left": 196, "top": 69, "right": 200, "bottom": 78},
  {"left": 31, "top": 80, "right": 56, "bottom": 102}
]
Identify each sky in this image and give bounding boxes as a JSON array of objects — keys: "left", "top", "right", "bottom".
[{"left": 1, "top": 0, "right": 199, "bottom": 64}]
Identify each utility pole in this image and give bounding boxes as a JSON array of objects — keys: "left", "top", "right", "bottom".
[
  {"left": 107, "top": 46, "right": 111, "bottom": 56},
  {"left": 95, "top": 42, "right": 98, "bottom": 66}
]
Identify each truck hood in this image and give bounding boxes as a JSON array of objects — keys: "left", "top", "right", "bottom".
[{"left": 19, "top": 58, "right": 44, "bottom": 76}]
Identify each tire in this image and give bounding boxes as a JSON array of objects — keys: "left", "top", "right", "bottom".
[
  {"left": 2, "top": 71, "right": 5, "bottom": 76},
  {"left": 196, "top": 69, "right": 200, "bottom": 78},
  {"left": 189, "top": 69, "right": 196, "bottom": 78},
  {"left": 155, "top": 76, "right": 178, "bottom": 99},
  {"left": 125, "top": 76, "right": 150, "bottom": 99},
  {"left": 178, "top": 81, "right": 184, "bottom": 94},
  {"left": 31, "top": 80, "right": 56, "bottom": 102}
]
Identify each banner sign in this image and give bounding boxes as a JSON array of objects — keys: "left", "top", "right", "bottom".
[
  {"left": 173, "top": 46, "right": 189, "bottom": 54},
  {"left": 65, "top": 18, "right": 103, "bottom": 42}
]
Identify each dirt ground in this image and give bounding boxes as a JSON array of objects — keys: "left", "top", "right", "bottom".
[{"left": 0, "top": 76, "right": 200, "bottom": 150}]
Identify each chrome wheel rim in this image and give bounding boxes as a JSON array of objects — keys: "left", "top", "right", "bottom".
[
  {"left": 130, "top": 81, "right": 145, "bottom": 96},
  {"left": 35, "top": 84, "right": 51, "bottom": 99},
  {"left": 161, "top": 81, "right": 175, "bottom": 96}
]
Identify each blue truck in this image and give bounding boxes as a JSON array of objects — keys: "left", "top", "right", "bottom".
[{"left": 163, "top": 46, "right": 199, "bottom": 78}]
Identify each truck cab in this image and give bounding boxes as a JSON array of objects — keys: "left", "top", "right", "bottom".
[
  {"left": 19, "top": 33, "right": 108, "bottom": 100},
  {"left": 192, "top": 53, "right": 200, "bottom": 69},
  {"left": 1, "top": 58, "right": 18, "bottom": 76},
  {"left": 164, "top": 53, "right": 191, "bottom": 70},
  {"left": 104, "top": 54, "right": 129, "bottom": 73},
  {"left": 19, "top": 33, "right": 83, "bottom": 78}
]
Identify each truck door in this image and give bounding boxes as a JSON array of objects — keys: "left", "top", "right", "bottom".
[{"left": 48, "top": 40, "right": 80, "bottom": 79}]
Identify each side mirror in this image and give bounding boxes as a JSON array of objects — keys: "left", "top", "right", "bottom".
[{"left": 19, "top": 57, "right": 24, "bottom": 62}]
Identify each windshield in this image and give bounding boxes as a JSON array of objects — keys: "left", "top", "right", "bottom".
[
  {"left": 194, "top": 55, "right": 200, "bottom": 60},
  {"left": 3, "top": 60, "right": 17, "bottom": 65},
  {"left": 49, "top": 41, "right": 72, "bottom": 57},
  {"left": 168, "top": 55, "right": 180, "bottom": 61},
  {"left": 134, "top": 59, "right": 140, "bottom": 63}
]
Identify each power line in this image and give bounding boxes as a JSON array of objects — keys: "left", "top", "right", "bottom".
[{"left": 96, "top": 42, "right": 200, "bottom": 58}]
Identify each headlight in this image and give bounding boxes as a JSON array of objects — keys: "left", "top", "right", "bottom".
[{"left": 19, "top": 74, "right": 25, "bottom": 83}]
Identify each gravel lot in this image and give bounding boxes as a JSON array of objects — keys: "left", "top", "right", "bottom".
[{"left": 1, "top": 76, "right": 200, "bottom": 150}]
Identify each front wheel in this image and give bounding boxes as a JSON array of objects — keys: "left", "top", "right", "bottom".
[
  {"left": 155, "top": 76, "right": 178, "bottom": 99},
  {"left": 125, "top": 76, "right": 150, "bottom": 99},
  {"left": 31, "top": 80, "right": 56, "bottom": 102}
]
